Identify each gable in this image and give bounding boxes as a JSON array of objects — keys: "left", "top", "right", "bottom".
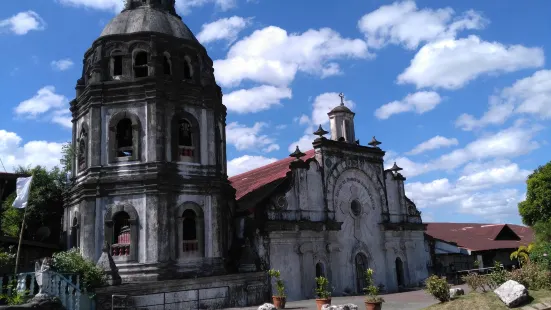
[{"left": 494, "top": 225, "right": 521, "bottom": 241}]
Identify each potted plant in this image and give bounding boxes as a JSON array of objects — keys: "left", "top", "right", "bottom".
[
  {"left": 268, "top": 269, "right": 286, "bottom": 309},
  {"left": 314, "top": 276, "right": 331, "bottom": 310},
  {"left": 364, "top": 269, "right": 384, "bottom": 310}
]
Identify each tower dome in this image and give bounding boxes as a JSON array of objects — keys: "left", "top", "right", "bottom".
[{"left": 100, "top": 0, "right": 198, "bottom": 41}]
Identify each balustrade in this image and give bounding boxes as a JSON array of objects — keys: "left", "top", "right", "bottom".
[
  {"left": 0, "top": 271, "right": 84, "bottom": 310},
  {"left": 182, "top": 240, "right": 199, "bottom": 252}
]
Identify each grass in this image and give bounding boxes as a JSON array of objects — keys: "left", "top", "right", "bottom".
[{"left": 424, "top": 290, "right": 551, "bottom": 310}]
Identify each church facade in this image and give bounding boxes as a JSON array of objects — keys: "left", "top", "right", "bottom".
[
  {"left": 61, "top": 0, "right": 429, "bottom": 307},
  {"left": 230, "top": 98, "right": 429, "bottom": 301}
]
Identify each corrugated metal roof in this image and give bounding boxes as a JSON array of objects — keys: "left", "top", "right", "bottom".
[
  {"left": 425, "top": 222, "right": 533, "bottom": 252},
  {"left": 229, "top": 149, "right": 316, "bottom": 201}
]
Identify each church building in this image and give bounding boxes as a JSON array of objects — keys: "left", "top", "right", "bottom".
[
  {"left": 229, "top": 96, "right": 429, "bottom": 301},
  {"left": 61, "top": 0, "right": 429, "bottom": 307}
]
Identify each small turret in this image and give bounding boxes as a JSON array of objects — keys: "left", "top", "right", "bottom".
[{"left": 328, "top": 93, "right": 356, "bottom": 143}]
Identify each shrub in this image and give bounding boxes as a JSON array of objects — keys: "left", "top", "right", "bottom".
[
  {"left": 488, "top": 261, "right": 507, "bottom": 289},
  {"left": 0, "top": 279, "right": 29, "bottom": 305},
  {"left": 363, "top": 268, "right": 384, "bottom": 303},
  {"left": 267, "top": 269, "right": 286, "bottom": 297},
  {"left": 425, "top": 275, "right": 450, "bottom": 302},
  {"left": 314, "top": 276, "right": 331, "bottom": 299},
  {"left": 52, "top": 248, "right": 106, "bottom": 291},
  {"left": 508, "top": 262, "right": 551, "bottom": 290},
  {"left": 462, "top": 273, "right": 482, "bottom": 292},
  {"left": 530, "top": 241, "right": 551, "bottom": 271}
]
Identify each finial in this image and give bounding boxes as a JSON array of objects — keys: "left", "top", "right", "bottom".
[
  {"left": 289, "top": 146, "right": 306, "bottom": 161},
  {"left": 338, "top": 92, "right": 345, "bottom": 106},
  {"left": 368, "top": 136, "right": 382, "bottom": 148},
  {"left": 313, "top": 125, "right": 329, "bottom": 138},
  {"left": 390, "top": 162, "right": 403, "bottom": 172}
]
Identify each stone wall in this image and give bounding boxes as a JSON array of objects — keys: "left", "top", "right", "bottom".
[{"left": 95, "top": 272, "right": 267, "bottom": 309}]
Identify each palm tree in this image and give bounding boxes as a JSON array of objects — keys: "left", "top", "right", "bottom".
[{"left": 510, "top": 243, "right": 534, "bottom": 266}]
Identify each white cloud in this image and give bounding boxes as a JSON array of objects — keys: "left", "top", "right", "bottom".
[
  {"left": 385, "top": 122, "right": 541, "bottom": 178},
  {"left": 0, "top": 130, "right": 64, "bottom": 171},
  {"left": 58, "top": 0, "right": 236, "bottom": 14},
  {"left": 177, "top": 0, "right": 237, "bottom": 14},
  {"left": 223, "top": 85, "right": 292, "bottom": 113},
  {"left": 405, "top": 160, "right": 529, "bottom": 221},
  {"left": 288, "top": 134, "right": 316, "bottom": 153},
  {"left": 311, "top": 92, "right": 355, "bottom": 126},
  {"left": 51, "top": 59, "right": 74, "bottom": 71},
  {"left": 227, "top": 155, "right": 277, "bottom": 177},
  {"left": 51, "top": 110, "right": 73, "bottom": 129},
  {"left": 458, "top": 189, "right": 524, "bottom": 220},
  {"left": 0, "top": 11, "right": 46, "bottom": 35},
  {"left": 457, "top": 70, "right": 551, "bottom": 130},
  {"left": 14, "top": 86, "right": 68, "bottom": 117},
  {"left": 407, "top": 136, "right": 458, "bottom": 155},
  {"left": 398, "top": 35, "right": 544, "bottom": 90},
  {"left": 375, "top": 91, "right": 441, "bottom": 119},
  {"left": 57, "top": 0, "right": 124, "bottom": 12},
  {"left": 226, "top": 122, "right": 279, "bottom": 152},
  {"left": 213, "top": 26, "right": 370, "bottom": 88},
  {"left": 197, "top": 16, "right": 251, "bottom": 44},
  {"left": 358, "top": 0, "right": 486, "bottom": 49}
]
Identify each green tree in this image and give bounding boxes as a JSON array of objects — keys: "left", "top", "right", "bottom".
[
  {"left": 1, "top": 166, "right": 65, "bottom": 242},
  {"left": 518, "top": 162, "right": 551, "bottom": 226},
  {"left": 510, "top": 244, "right": 534, "bottom": 266},
  {"left": 59, "top": 142, "right": 74, "bottom": 174}
]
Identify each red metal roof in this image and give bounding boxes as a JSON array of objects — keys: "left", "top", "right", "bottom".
[
  {"left": 229, "top": 149, "right": 316, "bottom": 201},
  {"left": 425, "top": 222, "right": 534, "bottom": 252}
]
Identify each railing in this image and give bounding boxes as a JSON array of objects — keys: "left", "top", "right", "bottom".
[
  {"left": 112, "top": 243, "right": 130, "bottom": 257},
  {"left": 0, "top": 271, "right": 89, "bottom": 310},
  {"left": 182, "top": 240, "right": 198, "bottom": 252},
  {"left": 444, "top": 265, "right": 503, "bottom": 285}
]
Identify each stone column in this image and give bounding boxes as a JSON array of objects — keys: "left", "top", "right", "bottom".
[
  {"left": 145, "top": 195, "right": 159, "bottom": 263},
  {"left": 89, "top": 106, "right": 102, "bottom": 166},
  {"left": 81, "top": 199, "right": 97, "bottom": 261}
]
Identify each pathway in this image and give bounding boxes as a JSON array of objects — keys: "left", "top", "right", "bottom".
[{"left": 225, "top": 284, "right": 470, "bottom": 310}]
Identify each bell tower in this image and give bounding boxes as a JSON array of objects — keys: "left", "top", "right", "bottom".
[
  {"left": 328, "top": 92, "right": 356, "bottom": 143},
  {"left": 64, "top": 1, "right": 234, "bottom": 281}
]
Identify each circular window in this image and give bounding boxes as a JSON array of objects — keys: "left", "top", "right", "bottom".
[{"left": 351, "top": 200, "right": 361, "bottom": 216}]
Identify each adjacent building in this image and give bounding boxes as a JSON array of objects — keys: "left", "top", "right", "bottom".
[{"left": 424, "top": 223, "right": 534, "bottom": 276}]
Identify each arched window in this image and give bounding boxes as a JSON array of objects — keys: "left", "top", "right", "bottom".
[
  {"left": 70, "top": 217, "right": 80, "bottom": 249},
  {"left": 315, "top": 262, "right": 325, "bottom": 278},
  {"left": 395, "top": 257, "right": 405, "bottom": 288},
  {"left": 182, "top": 210, "right": 198, "bottom": 252},
  {"left": 116, "top": 118, "right": 134, "bottom": 158},
  {"left": 112, "top": 54, "right": 123, "bottom": 77},
  {"left": 351, "top": 200, "right": 361, "bottom": 216},
  {"left": 172, "top": 114, "right": 200, "bottom": 163},
  {"left": 113, "top": 212, "right": 131, "bottom": 257},
  {"left": 104, "top": 204, "right": 139, "bottom": 261},
  {"left": 78, "top": 128, "right": 88, "bottom": 170},
  {"left": 355, "top": 253, "right": 368, "bottom": 293},
  {"left": 163, "top": 53, "right": 172, "bottom": 75},
  {"left": 134, "top": 51, "right": 149, "bottom": 78},
  {"left": 183, "top": 56, "right": 192, "bottom": 79},
  {"left": 177, "top": 204, "right": 204, "bottom": 260}
]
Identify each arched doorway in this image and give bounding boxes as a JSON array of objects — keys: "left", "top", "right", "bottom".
[
  {"left": 315, "top": 262, "right": 325, "bottom": 278},
  {"left": 395, "top": 257, "right": 405, "bottom": 288},
  {"left": 355, "top": 253, "right": 368, "bottom": 294}
]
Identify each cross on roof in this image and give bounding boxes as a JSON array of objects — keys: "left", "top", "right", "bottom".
[{"left": 339, "top": 92, "right": 345, "bottom": 106}]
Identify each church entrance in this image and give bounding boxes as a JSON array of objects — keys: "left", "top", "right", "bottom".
[
  {"left": 395, "top": 258, "right": 405, "bottom": 288},
  {"left": 355, "top": 253, "right": 368, "bottom": 294}
]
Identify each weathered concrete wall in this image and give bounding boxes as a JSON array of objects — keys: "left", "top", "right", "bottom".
[{"left": 95, "top": 272, "right": 267, "bottom": 310}]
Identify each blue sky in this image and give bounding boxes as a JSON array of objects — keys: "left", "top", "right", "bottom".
[{"left": 1, "top": 0, "right": 551, "bottom": 225}]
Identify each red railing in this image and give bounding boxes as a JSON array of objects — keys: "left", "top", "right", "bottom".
[
  {"left": 112, "top": 243, "right": 130, "bottom": 256},
  {"left": 182, "top": 240, "right": 198, "bottom": 252},
  {"left": 179, "top": 146, "right": 194, "bottom": 157}
]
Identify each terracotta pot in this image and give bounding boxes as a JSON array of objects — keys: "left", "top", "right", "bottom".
[
  {"left": 315, "top": 298, "right": 331, "bottom": 310},
  {"left": 365, "top": 301, "right": 382, "bottom": 310},
  {"left": 272, "top": 296, "right": 286, "bottom": 309}
]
